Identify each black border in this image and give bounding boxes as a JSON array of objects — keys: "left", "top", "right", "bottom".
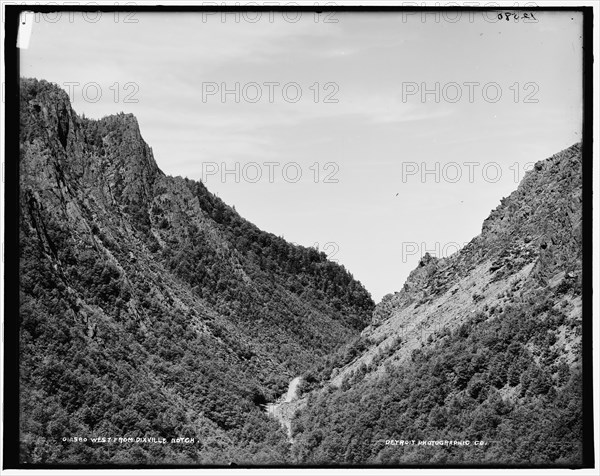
[
  {"left": 3, "top": 4, "right": 595, "bottom": 470},
  {"left": 580, "top": 4, "right": 595, "bottom": 471}
]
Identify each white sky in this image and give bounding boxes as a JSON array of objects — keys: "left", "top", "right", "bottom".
[{"left": 20, "top": 9, "right": 583, "bottom": 302}]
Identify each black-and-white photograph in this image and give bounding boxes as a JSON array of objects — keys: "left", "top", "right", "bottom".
[{"left": 2, "top": 1, "right": 597, "bottom": 473}]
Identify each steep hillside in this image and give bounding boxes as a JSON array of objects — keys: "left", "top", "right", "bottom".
[
  {"left": 291, "top": 143, "right": 583, "bottom": 465},
  {"left": 18, "top": 78, "right": 374, "bottom": 465}
]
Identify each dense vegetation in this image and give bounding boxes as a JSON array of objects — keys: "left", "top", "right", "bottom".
[
  {"left": 292, "top": 284, "right": 583, "bottom": 465},
  {"left": 20, "top": 230, "right": 291, "bottom": 464},
  {"left": 18, "top": 78, "right": 374, "bottom": 464},
  {"left": 17, "top": 78, "right": 584, "bottom": 467}
]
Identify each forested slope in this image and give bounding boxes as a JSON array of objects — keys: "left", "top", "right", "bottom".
[{"left": 18, "top": 78, "right": 374, "bottom": 465}]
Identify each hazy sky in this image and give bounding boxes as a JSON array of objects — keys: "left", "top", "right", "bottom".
[{"left": 20, "top": 9, "right": 583, "bottom": 302}]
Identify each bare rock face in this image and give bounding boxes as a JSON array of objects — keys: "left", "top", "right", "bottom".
[
  {"left": 21, "top": 79, "right": 161, "bottom": 219},
  {"left": 369, "top": 143, "right": 582, "bottom": 330}
]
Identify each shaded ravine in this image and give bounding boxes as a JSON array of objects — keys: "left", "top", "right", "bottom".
[{"left": 265, "top": 377, "right": 306, "bottom": 441}]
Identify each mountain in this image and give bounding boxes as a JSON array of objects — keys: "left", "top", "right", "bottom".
[
  {"left": 18, "top": 78, "right": 374, "bottom": 465},
  {"left": 16, "top": 78, "right": 586, "bottom": 467},
  {"left": 290, "top": 143, "right": 583, "bottom": 465}
]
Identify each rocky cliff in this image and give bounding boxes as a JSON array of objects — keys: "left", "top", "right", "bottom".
[{"left": 332, "top": 143, "right": 582, "bottom": 386}]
